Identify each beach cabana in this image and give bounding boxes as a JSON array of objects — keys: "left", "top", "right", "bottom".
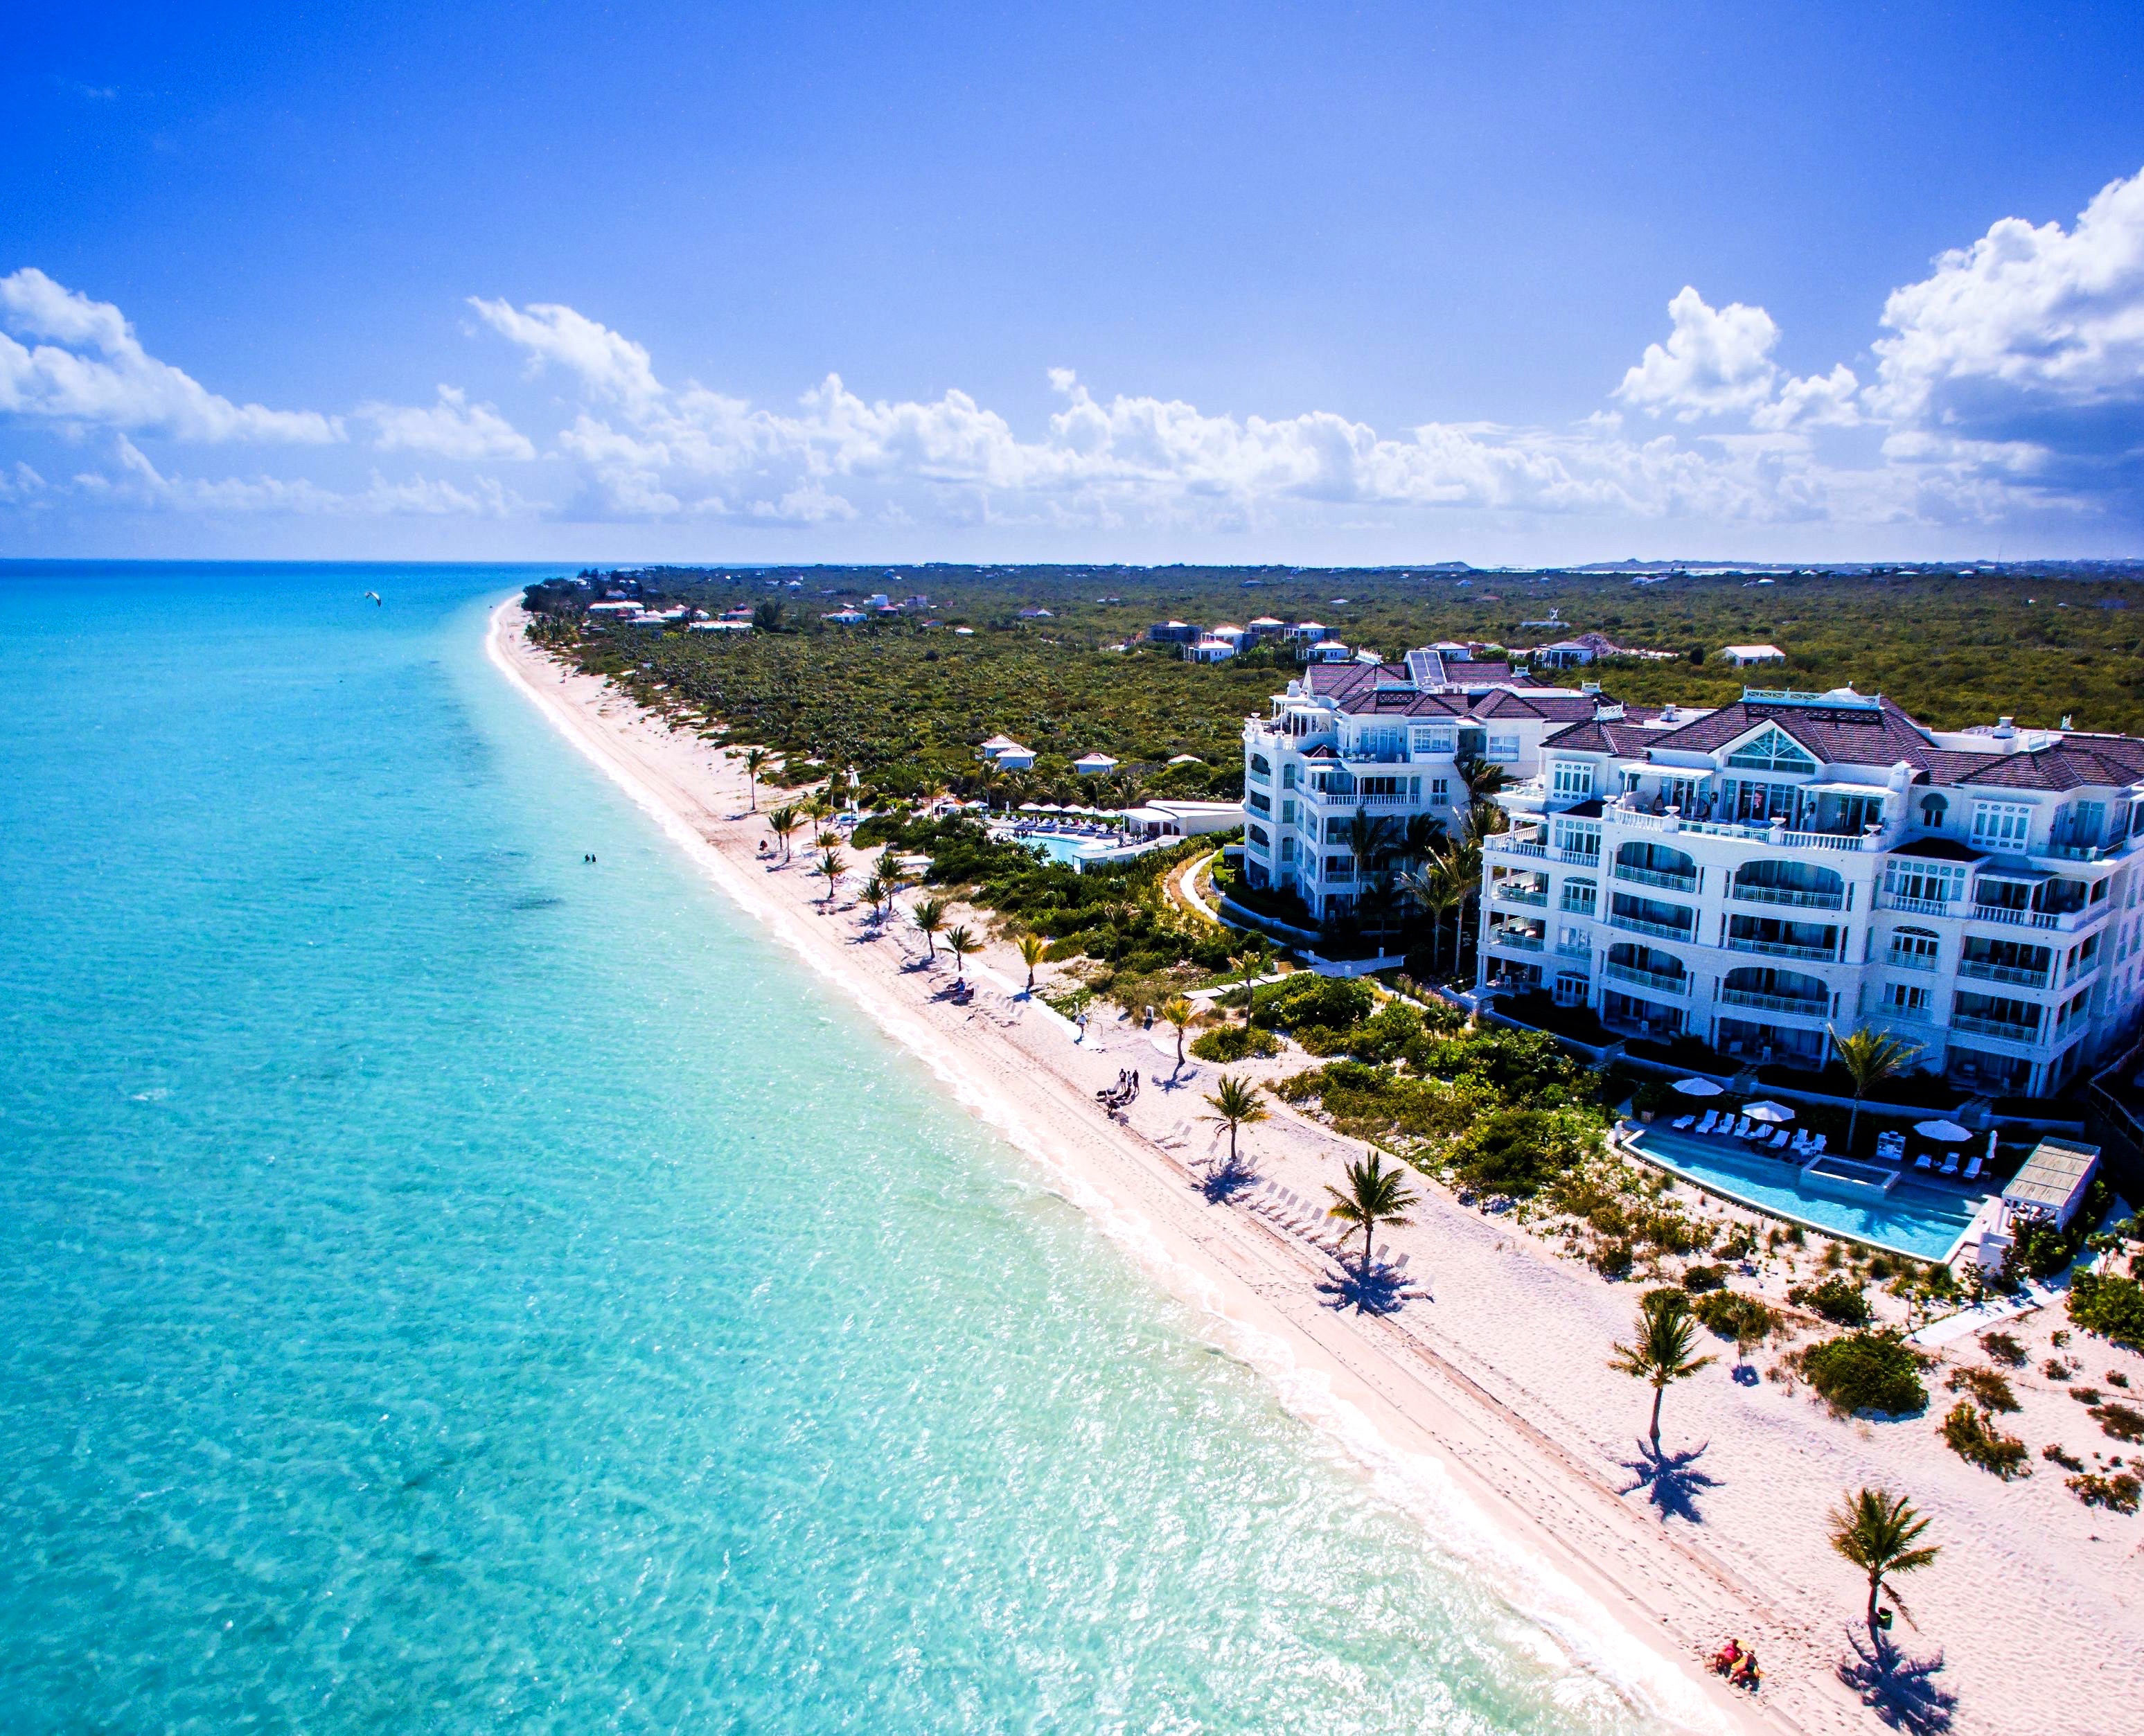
[{"left": 2001, "top": 1137, "right": 2100, "bottom": 1229}]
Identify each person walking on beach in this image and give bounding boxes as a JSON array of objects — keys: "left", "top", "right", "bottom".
[{"left": 1075, "top": 1011, "right": 1088, "bottom": 1044}]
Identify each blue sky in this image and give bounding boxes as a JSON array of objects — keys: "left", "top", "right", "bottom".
[{"left": 5, "top": 1, "right": 2142, "bottom": 563}]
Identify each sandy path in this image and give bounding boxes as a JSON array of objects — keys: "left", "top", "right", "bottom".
[{"left": 491, "top": 603, "right": 2142, "bottom": 1736}]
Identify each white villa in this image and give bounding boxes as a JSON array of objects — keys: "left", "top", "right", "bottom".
[
  {"left": 1242, "top": 649, "right": 2144, "bottom": 1095},
  {"left": 1478, "top": 687, "right": 2144, "bottom": 1097}
]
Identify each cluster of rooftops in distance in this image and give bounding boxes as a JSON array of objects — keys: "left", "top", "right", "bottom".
[
  {"left": 1150, "top": 617, "right": 1689, "bottom": 668},
  {"left": 1294, "top": 646, "right": 2144, "bottom": 794}
]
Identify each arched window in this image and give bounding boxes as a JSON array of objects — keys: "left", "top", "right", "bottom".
[{"left": 1919, "top": 792, "right": 1949, "bottom": 828}]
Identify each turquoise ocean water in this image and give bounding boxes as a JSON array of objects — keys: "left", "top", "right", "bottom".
[{"left": 0, "top": 563, "right": 1662, "bottom": 1734}]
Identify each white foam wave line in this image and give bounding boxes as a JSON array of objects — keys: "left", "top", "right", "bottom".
[{"left": 486, "top": 606, "right": 1730, "bottom": 1736}]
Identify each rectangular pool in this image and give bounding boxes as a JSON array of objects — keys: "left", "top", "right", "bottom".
[{"left": 1624, "top": 1126, "right": 1986, "bottom": 1261}]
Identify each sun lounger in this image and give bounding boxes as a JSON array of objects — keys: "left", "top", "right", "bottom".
[
  {"left": 1734, "top": 1117, "right": 1757, "bottom": 1140},
  {"left": 1672, "top": 1114, "right": 1695, "bottom": 1131},
  {"left": 1940, "top": 1153, "right": 1960, "bottom": 1176},
  {"left": 1694, "top": 1109, "right": 1719, "bottom": 1135},
  {"left": 1963, "top": 1156, "right": 1983, "bottom": 1181},
  {"left": 1808, "top": 1134, "right": 1826, "bottom": 1155},
  {"left": 1789, "top": 1130, "right": 1811, "bottom": 1154},
  {"left": 1390, "top": 1253, "right": 1409, "bottom": 1274},
  {"left": 1914, "top": 1153, "right": 1933, "bottom": 1171},
  {"left": 1767, "top": 1129, "right": 1791, "bottom": 1149}
]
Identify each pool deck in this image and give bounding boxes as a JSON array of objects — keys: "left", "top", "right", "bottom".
[{"left": 1617, "top": 1122, "right": 1990, "bottom": 1263}]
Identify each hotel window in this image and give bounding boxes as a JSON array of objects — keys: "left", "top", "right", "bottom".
[
  {"left": 1884, "top": 860, "right": 1966, "bottom": 906},
  {"left": 1247, "top": 791, "right": 1270, "bottom": 815},
  {"left": 1279, "top": 836, "right": 1295, "bottom": 861},
  {"left": 1560, "top": 878, "right": 1597, "bottom": 914},
  {"left": 1282, "top": 764, "right": 1300, "bottom": 788},
  {"left": 1552, "top": 821, "right": 1601, "bottom": 859},
  {"left": 1281, "top": 799, "right": 1296, "bottom": 825},
  {"left": 1487, "top": 734, "right": 1521, "bottom": 761},
  {"left": 1249, "top": 754, "right": 1270, "bottom": 780},
  {"left": 1551, "top": 760, "right": 1593, "bottom": 799},
  {"left": 1882, "top": 982, "right": 1933, "bottom": 1016},
  {"left": 1412, "top": 727, "right": 1455, "bottom": 755},
  {"left": 1971, "top": 801, "right": 2033, "bottom": 849},
  {"left": 1247, "top": 824, "right": 1269, "bottom": 849},
  {"left": 1430, "top": 777, "right": 1449, "bottom": 803},
  {"left": 1559, "top": 925, "right": 1591, "bottom": 953},
  {"left": 1886, "top": 926, "right": 1940, "bottom": 968}
]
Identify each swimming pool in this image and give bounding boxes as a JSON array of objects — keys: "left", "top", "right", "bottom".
[
  {"left": 1623, "top": 1125, "right": 1987, "bottom": 1261},
  {"left": 1006, "top": 831, "right": 1159, "bottom": 870}
]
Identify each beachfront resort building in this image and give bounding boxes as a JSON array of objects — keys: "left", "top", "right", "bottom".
[
  {"left": 1475, "top": 687, "right": 2144, "bottom": 1097},
  {"left": 1239, "top": 646, "right": 1603, "bottom": 923}
]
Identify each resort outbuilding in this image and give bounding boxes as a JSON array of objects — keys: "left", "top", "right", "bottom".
[{"left": 2000, "top": 1137, "right": 2102, "bottom": 1230}]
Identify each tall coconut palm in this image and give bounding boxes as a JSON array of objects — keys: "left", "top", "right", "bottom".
[
  {"left": 1441, "top": 828, "right": 1486, "bottom": 975},
  {"left": 743, "top": 747, "right": 771, "bottom": 812},
  {"left": 944, "top": 925, "right": 980, "bottom": 980},
  {"left": 1160, "top": 994, "right": 1195, "bottom": 1075},
  {"left": 1202, "top": 1074, "right": 1268, "bottom": 1165},
  {"left": 1232, "top": 941, "right": 1273, "bottom": 1028},
  {"left": 859, "top": 874, "right": 889, "bottom": 923},
  {"left": 1016, "top": 932, "right": 1049, "bottom": 994},
  {"left": 1325, "top": 1150, "right": 1417, "bottom": 1276},
  {"left": 1830, "top": 1487, "right": 1940, "bottom": 1643},
  {"left": 877, "top": 849, "right": 911, "bottom": 898},
  {"left": 1609, "top": 1290, "right": 1714, "bottom": 1451},
  {"left": 1345, "top": 812, "right": 1399, "bottom": 883},
  {"left": 910, "top": 896, "right": 948, "bottom": 959},
  {"left": 1827, "top": 1025, "right": 1922, "bottom": 1153},
  {"left": 1400, "top": 811, "right": 1448, "bottom": 867},
  {"left": 767, "top": 804, "right": 801, "bottom": 862},
  {"left": 815, "top": 849, "right": 847, "bottom": 906}
]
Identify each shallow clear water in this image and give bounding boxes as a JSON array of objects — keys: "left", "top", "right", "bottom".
[
  {"left": 1629, "top": 1126, "right": 1983, "bottom": 1259},
  {"left": 0, "top": 563, "right": 1661, "bottom": 1733}
]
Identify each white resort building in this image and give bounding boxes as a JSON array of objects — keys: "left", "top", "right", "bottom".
[
  {"left": 1478, "top": 686, "right": 2144, "bottom": 1097},
  {"left": 1242, "top": 650, "right": 2144, "bottom": 1094}
]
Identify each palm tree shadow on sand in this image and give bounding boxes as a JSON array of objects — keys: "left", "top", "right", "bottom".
[
  {"left": 1313, "top": 1261, "right": 1415, "bottom": 1317},
  {"left": 1615, "top": 1440, "right": 1718, "bottom": 1525},
  {"left": 1199, "top": 1155, "right": 1259, "bottom": 1205},
  {"left": 1836, "top": 1629, "right": 1956, "bottom": 1733}
]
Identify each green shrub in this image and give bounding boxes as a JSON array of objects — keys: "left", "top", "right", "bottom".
[
  {"left": 2066, "top": 1471, "right": 2141, "bottom": 1514},
  {"left": 1692, "top": 1289, "right": 1778, "bottom": 1347},
  {"left": 1793, "top": 1331, "right": 1929, "bottom": 1417},
  {"left": 1593, "top": 1241, "right": 1635, "bottom": 1280},
  {"left": 1253, "top": 973, "right": 1375, "bottom": 1034},
  {"left": 1940, "top": 1401, "right": 2031, "bottom": 1479},
  {"left": 1680, "top": 1264, "right": 1727, "bottom": 1293},
  {"left": 2089, "top": 1401, "right": 2144, "bottom": 1443},
  {"left": 2070, "top": 1273, "right": 2144, "bottom": 1347},
  {"left": 1945, "top": 1367, "right": 2020, "bottom": 1414},
  {"left": 1789, "top": 1276, "right": 1872, "bottom": 1327},
  {"left": 1189, "top": 1024, "right": 1282, "bottom": 1063},
  {"left": 1978, "top": 1331, "right": 2028, "bottom": 1367},
  {"left": 1448, "top": 1105, "right": 1597, "bottom": 1198},
  {"left": 2043, "top": 1442, "right": 2084, "bottom": 1472}
]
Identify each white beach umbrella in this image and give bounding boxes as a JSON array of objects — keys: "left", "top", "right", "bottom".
[
  {"left": 1742, "top": 1100, "right": 1795, "bottom": 1124},
  {"left": 1915, "top": 1118, "right": 1972, "bottom": 1142},
  {"left": 1670, "top": 1078, "right": 1723, "bottom": 1098},
  {"left": 1018, "top": 801, "right": 1042, "bottom": 812}
]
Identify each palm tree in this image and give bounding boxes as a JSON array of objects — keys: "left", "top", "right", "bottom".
[
  {"left": 1829, "top": 1487, "right": 1940, "bottom": 1643},
  {"left": 1827, "top": 1025, "right": 1922, "bottom": 1153},
  {"left": 1232, "top": 941, "right": 1273, "bottom": 1028},
  {"left": 815, "top": 848, "right": 847, "bottom": 906},
  {"left": 1440, "top": 828, "right": 1485, "bottom": 975},
  {"left": 1609, "top": 1290, "right": 1714, "bottom": 1451},
  {"left": 1016, "top": 932, "right": 1049, "bottom": 993},
  {"left": 944, "top": 925, "right": 980, "bottom": 980},
  {"left": 1161, "top": 994, "right": 1195, "bottom": 1075},
  {"left": 877, "top": 849, "right": 911, "bottom": 898},
  {"left": 1345, "top": 811, "right": 1398, "bottom": 881},
  {"left": 911, "top": 896, "right": 947, "bottom": 959},
  {"left": 1324, "top": 1151, "right": 1418, "bottom": 1277},
  {"left": 743, "top": 747, "right": 771, "bottom": 812},
  {"left": 859, "top": 874, "right": 889, "bottom": 923},
  {"left": 767, "top": 804, "right": 801, "bottom": 862},
  {"left": 1400, "top": 811, "right": 1447, "bottom": 867},
  {"left": 1202, "top": 1074, "right": 1268, "bottom": 1165}
]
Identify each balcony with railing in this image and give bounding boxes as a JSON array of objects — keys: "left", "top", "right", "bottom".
[
  {"left": 1951, "top": 1013, "right": 2042, "bottom": 1045},
  {"left": 1877, "top": 890, "right": 1958, "bottom": 918},
  {"left": 1969, "top": 900, "right": 2107, "bottom": 935},
  {"left": 1495, "top": 883, "right": 1549, "bottom": 907},
  {"left": 1487, "top": 926, "right": 1545, "bottom": 953},
  {"left": 1559, "top": 888, "right": 1597, "bottom": 916},
  {"left": 1732, "top": 881, "right": 1845, "bottom": 911},
  {"left": 1608, "top": 911, "right": 1696, "bottom": 943},
  {"left": 1612, "top": 861, "right": 1699, "bottom": 894},
  {"left": 1603, "top": 960, "right": 1689, "bottom": 996},
  {"left": 1607, "top": 802, "right": 1893, "bottom": 853},
  {"left": 1957, "top": 959, "right": 2050, "bottom": 989},
  {"left": 1717, "top": 986, "right": 1830, "bottom": 1019},
  {"left": 1728, "top": 935, "right": 1836, "bottom": 962},
  {"left": 1884, "top": 948, "right": 1940, "bottom": 973},
  {"left": 1485, "top": 831, "right": 1548, "bottom": 859}
]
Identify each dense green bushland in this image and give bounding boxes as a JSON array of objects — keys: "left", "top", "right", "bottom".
[{"left": 539, "top": 563, "right": 2144, "bottom": 808}]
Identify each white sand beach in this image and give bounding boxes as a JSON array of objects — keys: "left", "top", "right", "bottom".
[{"left": 493, "top": 601, "right": 2143, "bottom": 1736}]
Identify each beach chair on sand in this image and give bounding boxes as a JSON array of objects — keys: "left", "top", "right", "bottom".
[
  {"left": 1694, "top": 1109, "right": 1719, "bottom": 1135},
  {"left": 1672, "top": 1114, "right": 1695, "bottom": 1131},
  {"left": 1964, "top": 1156, "right": 1983, "bottom": 1182},
  {"left": 1914, "top": 1153, "right": 1933, "bottom": 1171}
]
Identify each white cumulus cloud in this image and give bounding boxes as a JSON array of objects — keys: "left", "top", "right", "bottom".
[
  {"left": 1614, "top": 287, "right": 1782, "bottom": 420},
  {"left": 0, "top": 269, "right": 342, "bottom": 443},
  {"left": 360, "top": 385, "right": 535, "bottom": 461}
]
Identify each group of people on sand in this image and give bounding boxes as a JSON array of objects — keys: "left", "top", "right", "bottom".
[
  {"left": 1096, "top": 1069, "right": 1140, "bottom": 1113},
  {"left": 1710, "top": 1638, "right": 1762, "bottom": 1692}
]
